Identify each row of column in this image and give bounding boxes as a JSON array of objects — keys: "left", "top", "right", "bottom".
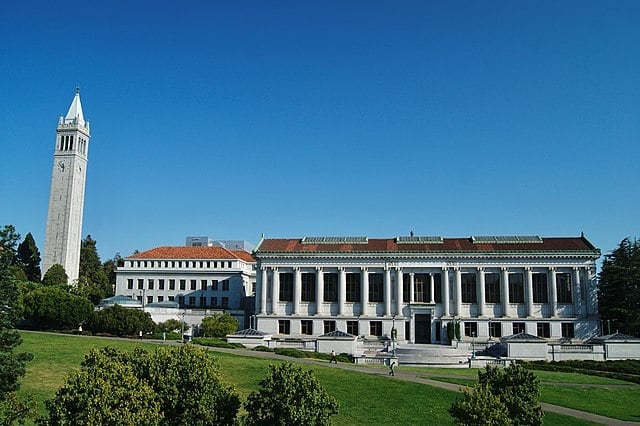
[{"left": 258, "top": 265, "right": 588, "bottom": 318}]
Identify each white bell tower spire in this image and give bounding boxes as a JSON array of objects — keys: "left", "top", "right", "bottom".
[{"left": 42, "top": 88, "right": 91, "bottom": 283}]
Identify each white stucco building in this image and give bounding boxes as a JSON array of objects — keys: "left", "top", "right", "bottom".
[
  {"left": 115, "top": 244, "right": 256, "bottom": 328},
  {"left": 253, "top": 235, "right": 600, "bottom": 344},
  {"left": 42, "top": 88, "right": 90, "bottom": 283}
]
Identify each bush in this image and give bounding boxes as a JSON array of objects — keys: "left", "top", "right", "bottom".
[
  {"left": 521, "top": 359, "right": 640, "bottom": 384},
  {"left": 200, "top": 313, "right": 238, "bottom": 338},
  {"left": 87, "top": 304, "right": 155, "bottom": 337},
  {"left": 192, "top": 337, "right": 244, "bottom": 349},
  {"left": 23, "top": 286, "right": 93, "bottom": 330},
  {"left": 253, "top": 346, "right": 274, "bottom": 352}
]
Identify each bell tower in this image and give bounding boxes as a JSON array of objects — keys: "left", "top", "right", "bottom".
[{"left": 42, "top": 88, "right": 90, "bottom": 283}]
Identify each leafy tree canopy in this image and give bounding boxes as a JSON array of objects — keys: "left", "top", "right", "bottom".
[
  {"left": 87, "top": 304, "right": 155, "bottom": 337},
  {"left": 16, "top": 233, "right": 41, "bottom": 283},
  {"left": 599, "top": 238, "right": 640, "bottom": 336},
  {"left": 42, "top": 264, "right": 68, "bottom": 286},
  {"left": 244, "top": 363, "right": 339, "bottom": 426},
  {"left": 23, "top": 286, "right": 94, "bottom": 330},
  {"left": 201, "top": 313, "right": 238, "bottom": 338},
  {"left": 449, "top": 384, "right": 511, "bottom": 426},
  {"left": 157, "top": 319, "right": 184, "bottom": 333},
  {"left": 77, "top": 235, "right": 113, "bottom": 304},
  {"left": 45, "top": 345, "right": 240, "bottom": 425}
]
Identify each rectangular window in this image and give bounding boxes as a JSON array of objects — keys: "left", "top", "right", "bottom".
[
  {"left": 346, "top": 273, "right": 361, "bottom": 302},
  {"left": 157, "top": 296, "right": 164, "bottom": 302},
  {"left": 222, "top": 280, "right": 230, "bottom": 291},
  {"left": 138, "top": 279, "right": 144, "bottom": 290},
  {"left": 461, "top": 273, "right": 477, "bottom": 303},
  {"left": 301, "top": 273, "right": 315, "bottom": 302},
  {"left": 148, "top": 279, "right": 154, "bottom": 290},
  {"left": 403, "top": 274, "right": 410, "bottom": 303},
  {"left": 556, "top": 273, "right": 572, "bottom": 303},
  {"left": 484, "top": 273, "right": 500, "bottom": 303},
  {"left": 169, "top": 279, "right": 175, "bottom": 290},
  {"left": 369, "top": 273, "right": 383, "bottom": 302},
  {"left": 323, "top": 273, "right": 338, "bottom": 302},
  {"left": 346, "top": 320, "right": 359, "bottom": 336},
  {"left": 278, "top": 320, "right": 290, "bottom": 335},
  {"left": 180, "top": 280, "right": 186, "bottom": 291},
  {"left": 301, "top": 320, "right": 313, "bottom": 335},
  {"left": 369, "top": 321, "right": 382, "bottom": 337},
  {"left": 414, "top": 273, "right": 429, "bottom": 302},
  {"left": 508, "top": 273, "right": 525, "bottom": 303},
  {"left": 178, "top": 295, "right": 185, "bottom": 306},
  {"left": 168, "top": 295, "right": 175, "bottom": 302},
  {"left": 211, "top": 297, "right": 217, "bottom": 307},
  {"left": 537, "top": 322, "right": 551, "bottom": 338},
  {"left": 561, "top": 323, "right": 575, "bottom": 338},
  {"left": 190, "top": 280, "right": 197, "bottom": 291},
  {"left": 323, "top": 320, "right": 336, "bottom": 334},
  {"left": 434, "top": 273, "right": 442, "bottom": 303},
  {"left": 212, "top": 280, "right": 218, "bottom": 291},
  {"left": 464, "top": 321, "right": 478, "bottom": 337},
  {"left": 127, "top": 279, "right": 133, "bottom": 290},
  {"left": 147, "top": 296, "right": 153, "bottom": 305},
  {"left": 201, "top": 280, "right": 207, "bottom": 290},
  {"left": 532, "top": 273, "right": 548, "bottom": 303},
  {"left": 199, "top": 296, "right": 206, "bottom": 307},
  {"left": 158, "top": 279, "right": 165, "bottom": 290},
  {"left": 489, "top": 322, "right": 502, "bottom": 338},
  {"left": 188, "top": 296, "right": 196, "bottom": 306},
  {"left": 221, "top": 297, "right": 229, "bottom": 308},
  {"left": 279, "top": 273, "right": 293, "bottom": 302},
  {"left": 512, "top": 322, "right": 526, "bottom": 334}
]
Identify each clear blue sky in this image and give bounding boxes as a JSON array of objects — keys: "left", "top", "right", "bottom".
[{"left": 1, "top": 1, "right": 638, "bottom": 263}]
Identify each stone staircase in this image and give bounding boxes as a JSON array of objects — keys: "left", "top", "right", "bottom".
[{"left": 395, "top": 343, "right": 473, "bottom": 367}]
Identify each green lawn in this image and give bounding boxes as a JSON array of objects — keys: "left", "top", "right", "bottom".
[{"left": 15, "top": 332, "right": 615, "bottom": 425}]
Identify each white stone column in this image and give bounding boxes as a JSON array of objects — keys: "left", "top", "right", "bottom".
[
  {"left": 271, "top": 268, "right": 279, "bottom": 315},
  {"left": 396, "top": 268, "right": 403, "bottom": 317},
  {"left": 442, "top": 268, "right": 450, "bottom": 316},
  {"left": 361, "top": 267, "right": 369, "bottom": 316},
  {"left": 384, "top": 267, "right": 391, "bottom": 316},
  {"left": 525, "top": 267, "right": 534, "bottom": 317},
  {"left": 338, "top": 267, "right": 346, "bottom": 316},
  {"left": 477, "top": 267, "right": 486, "bottom": 317},
  {"left": 315, "top": 267, "right": 324, "bottom": 315},
  {"left": 501, "top": 267, "right": 510, "bottom": 318},
  {"left": 410, "top": 273, "right": 415, "bottom": 303},
  {"left": 573, "top": 267, "right": 582, "bottom": 318},
  {"left": 454, "top": 268, "right": 462, "bottom": 316},
  {"left": 293, "top": 267, "right": 301, "bottom": 315},
  {"left": 259, "top": 267, "right": 267, "bottom": 314},
  {"left": 549, "top": 267, "right": 557, "bottom": 317},
  {"left": 429, "top": 273, "right": 435, "bottom": 303}
]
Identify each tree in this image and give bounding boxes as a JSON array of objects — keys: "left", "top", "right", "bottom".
[
  {"left": 475, "top": 364, "right": 543, "bottom": 426},
  {"left": 16, "top": 233, "right": 41, "bottom": 283},
  {"left": 0, "top": 225, "right": 20, "bottom": 271},
  {"left": 45, "top": 346, "right": 240, "bottom": 425},
  {"left": 45, "top": 348, "right": 162, "bottom": 425},
  {"left": 23, "top": 286, "right": 94, "bottom": 330},
  {"left": 157, "top": 319, "right": 184, "bottom": 333},
  {"left": 200, "top": 313, "right": 238, "bottom": 338},
  {"left": 101, "top": 253, "right": 123, "bottom": 292},
  {"left": 244, "top": 363, "right": 339, "bottom": 426},
  {"left": 87, "top": 304, "right": 155, "bottom": 336},
  {"left": 599, "top": 238, "right": 640, "bottom": 336},
  {"left": 77, "top": 235, "right": 113, "bottom": 304},
  {"left": 41, "top": 264, "right": 68, "bottom": 286},
  {"left": 449, "top": 384, "right": 511, "bottom": 426}
]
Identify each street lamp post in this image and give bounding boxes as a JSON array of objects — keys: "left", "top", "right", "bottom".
[
  {"left": 472, "top": 332, "right": 476, "bottom": 359},
  {"left": 391, "top": 315, "right": 396, "bottom": 356}
]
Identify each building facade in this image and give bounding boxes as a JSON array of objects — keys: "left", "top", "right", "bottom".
[
  {"left": 253, "top": 235, "right": 600, "bottom": 344},
  {"left": 115, "top": 245, "right": 256, "bottom": 322},
  {"left": 42, "top": 88, "right": 90, "bottom": 282}
]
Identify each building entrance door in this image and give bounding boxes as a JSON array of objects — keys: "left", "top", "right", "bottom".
[{"left": 414, "top": 314, "right": 431, "bottom": 343}]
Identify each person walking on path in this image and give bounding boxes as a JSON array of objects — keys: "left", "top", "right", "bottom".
[
  {"left": 388, "top": 361, "right": 396, "bottom": 376},
  {"left": 330, "top": 350, "right": 337, "bottom": 364}
]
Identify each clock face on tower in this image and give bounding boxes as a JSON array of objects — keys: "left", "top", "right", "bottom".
[{"left": 57, "top": 161, "right": 65, "bottom": 172}]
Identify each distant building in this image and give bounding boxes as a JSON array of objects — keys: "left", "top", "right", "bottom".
[
  {"left": 42, "top": 88, "right": 90, "bottom": 282},
  {"left": 253, "top": 234, "right": 600, "bottom": 344},
  {"left": 115, "top": 243, "right": 256, "bottom": 328}
]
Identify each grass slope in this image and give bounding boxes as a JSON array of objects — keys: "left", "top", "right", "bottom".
[{"left": 16, "top": 332, "right": 605, "bottom": 425}]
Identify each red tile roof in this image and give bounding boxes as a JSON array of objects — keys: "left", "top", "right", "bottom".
[
  {"left": 256, "top": 236, "right": 598, "bottom": 254},
  {"left": 128, "top": 246, "right": 256, "bottom": 262}
]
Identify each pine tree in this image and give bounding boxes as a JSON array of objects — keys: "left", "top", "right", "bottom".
[
  {"left": 17, "top": 233, "right": 41, "bottom": 282},
  {"left": 77, "top": 235, "right": 113, "bottom": 304},
  {"left": 599, "top": 238, "right": 640, "bottom": 336}
]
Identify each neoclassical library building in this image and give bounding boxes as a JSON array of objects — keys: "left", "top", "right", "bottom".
[{"left": 253, "top": 235, "right": 600, "bottom": 344}]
